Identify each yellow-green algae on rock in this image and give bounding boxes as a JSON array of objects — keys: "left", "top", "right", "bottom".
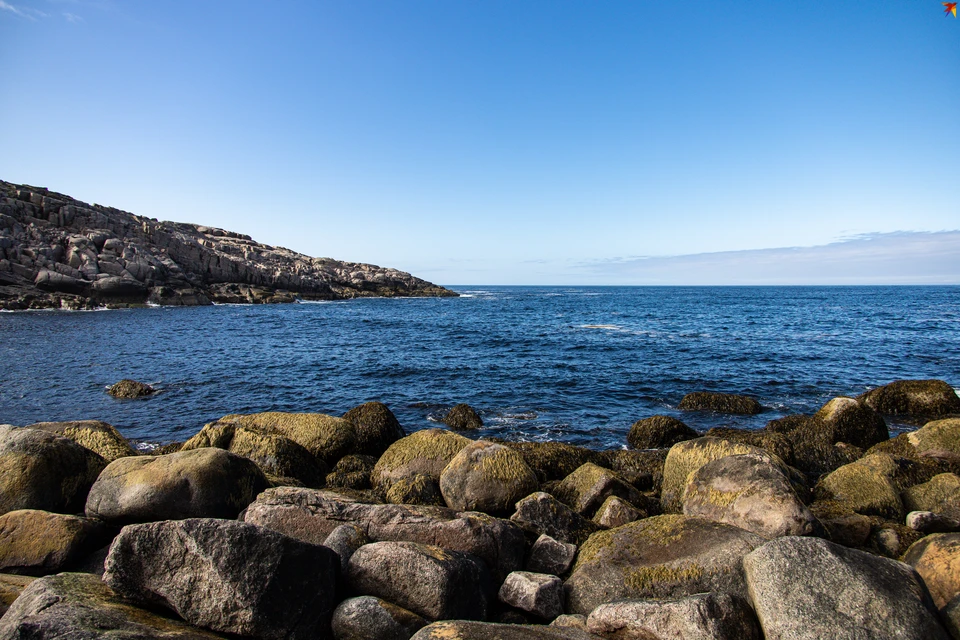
[{"left": 219, "top": 411, "right": 358, "bottom": 464}]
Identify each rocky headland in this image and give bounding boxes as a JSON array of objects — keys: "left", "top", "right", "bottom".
[
  {"left": 1, "top": 379, "right": 959, "bottom": 638},
  {"left": 0, "top": 180, "right": 457, "bottom": 310}
]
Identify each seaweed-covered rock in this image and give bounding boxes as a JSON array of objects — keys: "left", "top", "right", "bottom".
[
  {"left": 372, "top": 429, "right": 471, "bottom": 491},
  {"left": 627, "top": 415, "right": 697, "bottom": 450},
  {"left": 500, "top": 441, "right": 602, "bottom": 483},
  {"left": 586, "top": 592, "right": 762, "bottom": 640},
  {"left": 704, "top": 427, "right": 796, "bottom": 468},
  {"left": 808, "top": 500, "right": 872, "bottom": 548},
  {"left": 85, "top": 447, "right": 269, "bottom": 524},
  {"left": 219, "top": 411, "right": 358, "bottom": 465},
  {"left": 410, "top": 621, "right": 598, "bottom": 639},
  {"left": 498, "top": 571, "right": 564, "bottom": 620},
  {"left": 592, "top": 495, "right": 644, "bottom": 529},
  {"left": 564, "top": 514, "right": 765, "bottom": 615},
  {"left": 908, "top": 418, "right": 960, "bottom": 458},
  {"left": 902, "top": 533, "right": 960, "bottom": 609},
  {"left": 443, "top": 404, "right": 484, "bottom": 430},
  {"left": 107, "top": 379, "right": 155, "bottom": 399},
  {"left": 0, "top": 426, "right": 106, "bottom": 517},
  {"left": 342, "top": 401, "right": 406, "bottom": 457},
  {"left": 386, "top": 474, "right": 446, "bottom": 506},
  {"left": 332, "top": 596, "right": 427, "bottom": 640},
  {"left": 510, "top": 492, "right": 599, "bottom": 546},
  {"left": 439, "top": 440, "right": 539, "bottom": 514},
  {"left": 595, "top": 449, "right": 666, "bottom": 493},
  {"left": 814, "top": 454, "right": 905, "bottom": 520},
  {"left": 552, "top": 463, "right": 643, "bottom": 519},
  {"left": 764, "top": 415, "right": 865, "bottom": 479},
  {"left": 812, "top": 397, "right": 889, "bottom": 450},
  {"left": 903, "top": 473, "right": 960, "bottom": 520},
  {"left": 103, "top": 518, "right": 339, "bottom": 639},
  {"left": 27, "top": 420, "right": 138, "bottom": 462},
  {"left": 326, "top": 454, "right": 377, "bottom": 490},
  {"left": 0, "top": 510, "right": 115, "bottom": 576},
  {"left": 859, "top": 380, "right": 960, "bottom": 419},
  {"left": 678, "top": 392, "right": 762, "bottom": 415}
]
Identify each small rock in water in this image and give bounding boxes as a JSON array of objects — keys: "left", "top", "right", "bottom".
[
  {"left": 628, "top": 415, "right": 698, "bottom": 449},
  {"left": 678, "top": 391, "right": 762, "bottom": 415},
  {"left": 443, "top": 403, "right": 483, "bottom": 430},
  {"left": 106, "top": 379, "right": 156, "bottom": 399}
]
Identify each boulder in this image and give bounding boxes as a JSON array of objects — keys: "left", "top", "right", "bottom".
[
  {"left": 90, "top": 276, "right": 147, "bottom": 300},
  {"left": 553, "top": 463, "right": 643, "bottom": 518},
  {"left": 501, "top": 441, "right": 602, "bottom": 483},
  {"left": 0, "top": 574, "right": 35, "bottom": 618},
  {"left": 498, "top": 571, "right": 564, "bottom": 620},
  {"left": 526, "top": 534, "right": 577, "bottom": 576},
  {"left": 219, "top": 411, "right": 358, "bottom": 465},
  {"left": 85, "top": 447, "right": 269, "bottom": 524},
  {"left": 103, "top": 518, "right": 339, "bottom": 639},
  {"left": 944, "top": 595, "right": 960, "bottom": 640},
  {"left": 586, "top": 592, "right": 761, "bottom": 640},
  {"left": 181, "top": 421, "right": 326, "bottom": 488},
  {"left": 704, "top": 427, "right": 796, "bottom": 468},
  {"left": 372, "top": 429, "right": 471, "bottom": 491},
  {"left": 592, "top": 495, "right": 644, "bottom": 529},
  {"left": 0, "top": 572, "right": 225, "bottom": 639},
  {"left": 812, "top": 396, "right": 889, "bottom": 449},
  {"left": 744, "top": 536, "right": 949, "bottom": 640},
  {"left": 326, "top": 454, "right": 377, "bottom": 490},
  {"left": 323, "top": 523, "right": 369, "bottom": 574},
  {"left": 342, "top": 401, "right": 406, "bottom": 456},
  {"left": 550, "top": 615, "right": 589, "bottom": 631},
  {"left": 0, "top": 425, "right": 106, "bottom": 517},
  {"left": 439, "top": 440, "right": 539, "bottom": 514},
  {"left": 903, "top": 473, "right": 960, "bottom": 520},
  {"left": 908, "top": 418, "right": 960, "bottom": 458},
  {"left": 682, "top": 453, "right": 819, "bottom": 539},
  {"left": 808, "top": 500, "right": 872, "bottom": 548},
  {"left": 386, "top": 474, "right": 446, "bottom": 506},
  {"left": 564, "top": 514, "right": 765, "bottom": 615},
  {"left": 627, "top": 415, "right": 698, "bottom": 449},
  {"left": 765, "top": 414, "right": 865, "bottom": 479},
  {"left": 814, "top": 454, "right": 905, "bottom": 520},
  {"left": 27, "top": 419, "right": 138, "bottom": 462},
  {"left": 510, "top": 492, "right": 599, "bottom": 546},
  {"left": 902, "top": 533, "right": 960, "bottom": 609},
  {"left": 907, "top": 511, "right": 960, "bottom": 534},
  {"left": 346, "top": 541, "right": 490, "bottom": 621},
  {"left": 0, "top": 509, "right": 115, "bottom": 575},
  {"left": 107, "top": 379, "right": 155, "bottom": 399},
  {"left": 443, "top": 403, "right": 483, "bottom": 430},
  {"left": 678, "top": 392, "right": 762, "bottom": 415},
  {"left": 859, "top": 380, "right": 960, "bottom": 418},
  {"left": 331, "top": 596, "right": 427, "bottom": 640},
  {"left": 410, "top": 621, "right": 599, "bottom": 639}
]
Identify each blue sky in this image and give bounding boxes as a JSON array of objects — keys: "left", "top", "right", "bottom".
[{"left": 1, "top": 1, "right": 958, "bottom": 285}]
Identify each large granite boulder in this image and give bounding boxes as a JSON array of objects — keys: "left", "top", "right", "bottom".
[
  {"left": 908, "top": 418, "right": 960, "bottom": 458},
  {"left": 342, "top": 401, "right": 406, "bottom": 457},
  {"left": 592, "top": 495, "right": 645, "bottom": 529},
  {"left": 0, "top": 572, "right": 225, "bottom": 639},
  {"left": 564, "top": 514, "right": 765, "bottom": 615},
  {"left": 526, "top": 534, "right": 577, "bottom": 576},
  {"left": 85, "top": 447, "right": 269, "bottom": 524},
  {"left": 510, "top": 491, "right": 599, "bottom": 546},
  {"left": 627, "top": 415, "right": 698, "bottom": 449},
  {"left": 372, "top": 429, "right": 471, "bottom": 491},
  {"left": 552, "top": 463, "right": 643, "bottom": 518},
  {"left": 439, "top": 440, "right": 539, "bottom": 514},
  {"left": 902, "top": 533, "right": 960, "bottom": 609},
  {"left": 218, "top": 411, "right": 357, "bottom": 465},
  {"left": 814, "top": 453, "right": 905, "bottom": 520},
  {"left": 678, "top": 392, "right": 762, "bottom": 415},
  {"left": 331, "top": 596, "right": 427, "bottom": 640},
  {"left": 323, "top": 523, "right": 369, "bottom": 574},
  {"left": 682, "top": 453, "right": 819, "bottom": 539},
  {"left": 0, "top": 510, "right": 115, "bottom": 575},
  {"left": 812, "top": 396, "right": 889, "bottom": 449},
  {"left": 859, "top": 380, "right": 960, "bottom": 419},
  {"left": 586, "top": 592, "right": 762, "bottom": 640},
  {"left": 744, "top": 536, "right": 949, "bottom": 640},
  {"left": 903, "top": 473, "right": 960, "bottom": 520},
  {"left": 27, "top": 420, "right": 138, "bottom": 462},
  {"left": 0, "top": 425, "right": 106, "bottom": 517},
  {"left": 410, "top": 621, "right": 599, "bottom": 639},
  {"left": 346, "top": 541, "right": 490, "bottom": 621},
  {"left": 103, "top": 518, "right": 339, "bottom": 639}
]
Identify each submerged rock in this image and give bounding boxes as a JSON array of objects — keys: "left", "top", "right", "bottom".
[
  {"left": 107, "top": 379, "right": 155, "bottom": 399},
  {"left": 443, "top": 404, "right": 484, "bottom": 430}
]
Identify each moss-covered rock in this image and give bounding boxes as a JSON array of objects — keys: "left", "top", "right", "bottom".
[
  {"left": 907, "top": 418, "right": 960, "bottom": 458},
  {"left": 371, "top": 429, "right": 472, "bottom": 492},
  {"left": 27, "top": 420, "right": 137, "bottom": 462},
  {"left": 443, "top": 404, "right": 484, "bottom": 431},
  {"left": 812, "top": 397, "right": 889, "bottom": 449},
  {"left": 500, "top": 441, "right": 602, "bottom": 483},
  {"left": 704, "top": 427, "right": 796, "bottom": 467},
  {"left": 814, "top": 454, "right": 905, "bottom": 520},
  {"left": 385, "top": 474, "right": 446, "bottom": 506},
  {"left": 326, "top": 454, "right": 377, "bottom": 490},
  {"left": 596, "top": 449, "right": 667, "bottom": 494},
  {"left": 106, "top": 379, "right": 155, "bottom": 399},
  {"left": 342, "top": 401, "right": 406, "bottom": 457},
  {"left": 439, "top": 440, "right": 539, "bottom": 515},
  {"left": 219, "top": 411, "right": 358, "bottom": 465},
  {"left": 764, "top": 414, "right": 867, "bottom": 479},
  {"left": 808, "top": 500, "right": 872, "bottom": 548},
  {"left": 552, "top": 463, "right": 643, "bottom": 518},
  {"left": 0, "top": 510, "right": 115, "bottom": 576},
  {"left": 902, "top": 533, "right": 960, "bottom": 609},
  {"left": 859, "top": 379, "right": 960, "bottom": 419},
  {"left": 627, "top": 416, "right": 697, "bottom": 449},
  {"left": 903, "top": 473, "right": 960, "bottom": 520},
  {"left": 678, "top": 392, "right": 762, "bottom": 415}
]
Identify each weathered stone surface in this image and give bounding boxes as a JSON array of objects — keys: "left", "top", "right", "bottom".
[
  {"left": 812, "top": 396, "right": 889, "bottom": 450},
  {"left": 944, "top": 594, "right": 960, "bottom": 640},
  {"left": 103, "top": 518, "right": 338, "bottom": 639},
  {"left": 347, "top": 541, "right": 490, "bottom": 621},
  {"left": 498, "top": 571, "right": 564, "bottom": 620},
  {"left": 527, "top": 534, "right": 577, "bottom": 576},
  {"left": 326, "top": 454, "right": 377, "bottom": 490},
  {"left": 439, "top": 440, "right": 539, "bottom": 514},
  {"left": 501, "top": 441, "right": 602, "bottom": 483},
  {"left": 704, "top": 427, "right": 797, "bottom": 469},
  {"left": 85, "top": 447, "right": 269, "bottom": 524},
  {"left": 323, "top": 523, "right": 369, "bottom": 574},
  {"left": 859, "top": 380, "right": 960, "bottom": 419},
  {"left": 386, "top": 474, "right": 446, "bottom": 506},
  {"left": 550, "top": 615, "right": 589, "bottom": 631},
  {"left": 592, "top": 495, "right": 644, "bottom": 529},
  {"left": 678, "top": 392, "right": 762, "bottom": 415},
  {"left": 218, "top": 411, "right": 357, "bottom": 465},
  {"left": 815, "top": 454, "right": 905, "bottom": 520},
  {"left": 627, "top": 415, "right": 698, "bottom": 450},
  {"left": 553, "top": 463, "right": 643, "bottom": 518},
  {"left": 372, "top": 429, "right": 472, "bottom": 491},
  {"left": 0, "top": 510, "right": 115, "bottom": 575},
  {"left": 682, "top": 453, "right": 818, "bottom": 539},
  {"left": 410, "top": 621, "right": 600, "bottom": 639},
  {"left": 107, "top": 379, "right": 155, "bottom": 398},
  {"left": 0, "top": 572, "right": 225, "bottom": 639},
  {"left": 243, "top": 487, "right": 525, "bottom": 580},
  {"left": 907, "top": 511, "right": 960, "bottom": 534},
  {"left": 903, "top": 473, "right": 960, "bottom": 520},
  {"left": 596, "top": 448, "right": 667, "bottom": 493},
  {"left": 867, "top": 521, "right": 923, "bottom": 559},
  {"left": 586, "top": 592, "right": 762, "bottom": 640},
  {"left": 0, "top": 574, "right": 34, "bottom": 618},
  {"left": 908, "top": 418, "right": 960, "bottom": 458},
  {"left": 510, "top": 492, "right": 599, "bottom": 546},
  {"left": 744, "top": 536, "right": 949, "bottom": 640},
  {"left": 564, "top": 514, "right": 765, "bottom": 615},
  {"left": 27, "top": 419, "right": 138, "bottom": 462},
  {"left": 443, "top": 404, "right": 484, "bottom": 430},
  {"left": 903, "top": 533, "right": 960, "bottom": 609},
  {"left": 331, "top": 595, "right": 427, "bottom": 640},
  {"left": 342, "top": 401, "right": 406, "bottom": 457},
  {"left": 765, "top": 414, "right": 867, "bottom": 479},
  {"left": 808, "top": 500, "right": 872, "bottom": 547},
  {"left": 0, "top": 425, "right": 106, "bottom": 517}
]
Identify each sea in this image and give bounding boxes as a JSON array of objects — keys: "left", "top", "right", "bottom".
[{"left": 1, "top": 286, "right": 957, "bottom": 451}]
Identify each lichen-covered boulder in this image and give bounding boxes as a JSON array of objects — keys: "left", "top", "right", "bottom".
[
  {"left": 411, "top": 621, "right": 599, "bottom": 639},
  {"left": 332, "top": 596, "right": 427, "bottom": 640},
  {"left": 592, "top": 495, "right": 644, "bottom": 529},
  {"left": 564, "top": 514, "right": 765, "bottom": 615},
  {"left": 0, "top": 426, "right": 106, "bottom": 517},
  {"left": 678, "top": 392, "right": 762, "bottom": 415},
  {"left": 106, "top": 379, "right": 155, "bottom": 399},
  {"left": 812, "top": 396, "right": 889, "bottom": 450},
  {"left": 498, "top": 571, "right": 564, "bottom": 620},
  {"left": 903, "top": 473, "right": 960, "bottom": 520},
  {"left": 859, "top": 380, "right": 960, "bottom": 418},
  {"left": 85, "top": 447, "right": 269, "bottom": 524},
  {"left": 439, "top": 440, "right": 539, "bottom": 514},
  {"left": 219, "top": 411, "right": 358, "bottom": 465},
  {"left": 500, "top": 441, "right": 602, "bottom": 483},
  {"left": 342, "top": 401, "right": 406, "bottom": 457},
  {"left": 553, "top": 463, "right": 643, "bottom": 518},
  {"left": 814, "top": 453, "right": 905, "bottom": 520},
  {"left": 27, "top": 420, "right": 138, "bottom": 462},
  {"left": 704, "top": 427, "right": 797, "bottom": 468},
  {"left": 627, "top": 415, "right": 697, "bottom": 450},
  {"left": 0, "top": 572, "right": 225, "bottom": 639},
  {"left": 347, "top": 541, "right": 491, "bottom": 621},
  {"left": 443, "top": 404, "right": 484, "bottom": 430},
  {"left": 0, "top": 510, "right": 115, "bottom": 576},
  {"left": 510, "top": 492, "right": 599, "bottom": 546},
  {"left": 586, "top": 592, "right": 762, "bottom": 640},
  {"left": 386, "top": 474, "right": 446, "bottom": 506},
  {"left": 682, "top": 453, "right": 819, "bottom": 539},
  {"left": 372, "top": 429, "right": 471, "bottom": 491},
  {"left": 902, "top": 533, "right": 960, "bottom": 609},
  {"left": 908, "top": 418, "right": 960, "bottom": 458},
  {"left": 103, "top": 518, "right": 339, "bottom": 639},
  {"left": 326, "top": 454, "right": 377, "bottom": 490},
  {"left": 744, "top": 536, "right": 949, "bottom": 640}
]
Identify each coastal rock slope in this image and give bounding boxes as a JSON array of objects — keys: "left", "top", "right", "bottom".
[{"left": 0, "top": 180, "right": 456, "bottom": 309}]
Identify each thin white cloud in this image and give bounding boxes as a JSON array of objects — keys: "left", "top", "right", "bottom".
[
  {"left": 0, "top": 1, "right": 28, "bottom": 17},
  {"left": 0, "top": 1, "right": 50, "bottom": 19},
  {"left": 62, "top": 10, "right": 81, "bottom": 21}
]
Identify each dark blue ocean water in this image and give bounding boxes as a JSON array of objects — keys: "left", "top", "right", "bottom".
[{"left": 1, "top": 286, "right": 957, "bottom": 450}]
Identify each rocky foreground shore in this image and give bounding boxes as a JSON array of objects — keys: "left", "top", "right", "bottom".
[
  {"left": 1, "top": 379, "right": 959, "bottom": 639},
  {"left": 0, "top": 180, "right": 456, "bottom": 310}
]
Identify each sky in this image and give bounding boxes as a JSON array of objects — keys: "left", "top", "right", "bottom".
[{"left": 1, "top": 1, "right": 958, "bottom": 285}]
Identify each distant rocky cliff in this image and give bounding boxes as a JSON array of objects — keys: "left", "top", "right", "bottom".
[{"left": 0, "top": 180, "right": 457, "bottom": 310}]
